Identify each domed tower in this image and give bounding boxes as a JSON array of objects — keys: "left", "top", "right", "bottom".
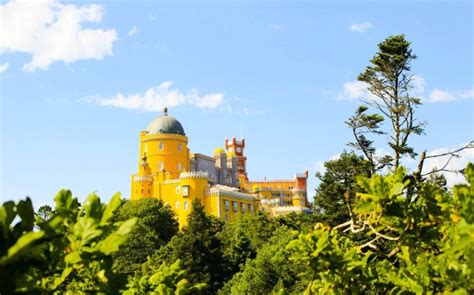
[{"left": 137, "top": 107, "right": 190, "bottom": 180}]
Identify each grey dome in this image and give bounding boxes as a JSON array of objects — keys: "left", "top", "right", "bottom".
[{"left": 146, "top": 109, "right": 185, "bottom": 135}]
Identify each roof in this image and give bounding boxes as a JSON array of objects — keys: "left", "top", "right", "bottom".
[{"left": 146, "top": 108, "right": 185, "bottom": 136}]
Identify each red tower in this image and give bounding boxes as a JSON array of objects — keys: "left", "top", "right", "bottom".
[{"left": 225, "top": 136, "right": 248, "bottom": 183}]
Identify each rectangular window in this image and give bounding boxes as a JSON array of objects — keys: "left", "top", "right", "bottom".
[
  {"left": 184, "top": 201, "right": 189, "bottom": 210},
  {"left": 241, "top": 203, "right": 247, "bottom": 212},
  {"left": 249, "top": 204, "right": 254, "bottom": 212},
  {"left": 159, "top": 142, "right": 164, "bottom": 150},
  {"left": 175, "top": 201, "right": 180, "bottom": 209},
  {"left": 224, "top": 200, "right": 230, "bottom": 211},
  {"left": 176, "top": 186, "right": 180, "bottom": 194},
  {"left": 159, "top": 162, "right": 164, "bottom": 170},
  {"left": 182, "top": 185, "right": 189, "bottom": 197},
  {"left": 178, "top": 143, "right": 182, "bottom": 151},
  {"left": 233, "top": 201, "right": 238, "bottom": 212}
]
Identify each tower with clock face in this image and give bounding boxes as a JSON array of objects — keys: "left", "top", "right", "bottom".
[{"left": 225, "top": 136, "right": 248, "bottom": 187}]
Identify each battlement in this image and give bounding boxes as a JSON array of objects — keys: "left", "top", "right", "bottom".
[
  {"left": 133, "top": 175, "right": 153, "bottom": 182},
  {"left": 180, "top": 171, "right": 209, "bottom": 180}
]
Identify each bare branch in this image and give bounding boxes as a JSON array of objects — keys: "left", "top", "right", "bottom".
[{"left": 425, "top": 141, "right": 474, "bottom": 159}]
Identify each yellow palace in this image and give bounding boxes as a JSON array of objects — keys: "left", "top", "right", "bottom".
[{"left": 130, "top": 108, "right": 310, "bottom": 226}]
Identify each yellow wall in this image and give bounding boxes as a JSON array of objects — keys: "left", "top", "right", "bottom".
[
  {"left": 130, "top": 123, "right": 307, "bottom": 228},
  {"left": 139, "top": 132, "right": 190, "bottom": 180},
  {"left": 247, "top": 180, "right": 295, "bottom": 191}
]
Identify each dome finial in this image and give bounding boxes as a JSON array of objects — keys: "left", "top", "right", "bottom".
[{"left": 163, "top": 107, "right": 168, "bottom": 116}]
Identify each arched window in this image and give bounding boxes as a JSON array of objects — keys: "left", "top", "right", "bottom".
[
  {"left": 175, "top": 201, "right": 180, "bottom": 209},
  {"left": 178, "top": 143, "right": 182, "bottom": 151},
  {"left": 184, "top": 201, "right": 189, "bottom": 210}
]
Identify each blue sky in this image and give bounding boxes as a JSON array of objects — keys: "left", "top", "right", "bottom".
[{"left": 1, "top": 0, "right": 473, "bottom": 206}]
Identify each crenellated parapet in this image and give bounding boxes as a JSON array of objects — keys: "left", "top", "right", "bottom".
[
  {"left": 179, "top": 171, "right": 209, "bottom": 180},
  {"left": 133, "top": 175, "right": 153, "bottom": 182}
]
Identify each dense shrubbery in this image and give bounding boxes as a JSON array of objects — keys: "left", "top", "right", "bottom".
[{"left": 1, "top": 163, "right": 472, "bottom": 294}]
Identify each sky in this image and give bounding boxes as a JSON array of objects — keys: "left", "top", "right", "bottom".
[{"left": 1, "top": 0, "right": 473, "bottom": 206}]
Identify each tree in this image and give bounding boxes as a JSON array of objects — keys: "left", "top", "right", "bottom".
[
  {"left": 289, "top": 163, "right": 474, "bottom": 294},
  {"left": 352, "top": 34, "right": 424, "bottom": 171},
  {"left": 346, "top": 106, "right": 389, "bottom": 174},
  {"left": 221, "top": 227, "right": 305, "bottom": 294},
  {"left": 218, "top": 212, "right": 279, "bottom": 276},
  {"left": 146, "top": 199, "right": 228, "bottom": 294},
  {"left": 36, "top": 204, "right": 54, "bottom": 223},
  {"left": 113, "top": 198, "right": 178, "bottom": 276},
  {"left": 313, "top": 151, "right": 372, "bottom": 226},
  {"left": 124, "top": 260, "right": 206, "bottom": 295}
]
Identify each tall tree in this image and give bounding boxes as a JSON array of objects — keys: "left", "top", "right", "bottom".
[
  {"left": 113, "top": 198, "right": 178, "bottom": 276},
  {"left": 147, "top": 199, "right": 228, "bottom": 294},
  {"left": 355, "top": 34, "right": 424, "bottom": 171},
  {"left": 313, "top": 151, "right": 372, "bottom": 227}
]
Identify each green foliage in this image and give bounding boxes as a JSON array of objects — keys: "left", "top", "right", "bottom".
[
  {"left": 288, "top": 163, "right": 474, "bottom": 294},
  {"left": 218, "top": 212, "right": 278, "bottom": 273},
  {"left": 147, "top": 199, "right": 228, "bottom": 294},
  {"left": 353, "top": 34, "right": 424, "bottom": 170},
  {"left": 124, "top": 259, "right": 206, "bottom": 295},
  {"left": 113, "top": 198, "right": 178, "bottom": 276},
  {"left": 36, "top": 204, "right": 54, "bottom": 223},
  {"left": 313, "top": 151, "right": 372, "bottom": 226},
  {"left": 287, "top": 224, "right": 374, "bottom": 294},
  {"left": 0, "top": 190, "right": 137, "bottom": 294},
  {"left": 346, "top": 106, "right": 387, "bottom": 174},
  {"left": 1, "top": 164, "right": 472, "bottom": 294},
  {"left": 222, "top": 227, "right": 305, "bottom": 294}
]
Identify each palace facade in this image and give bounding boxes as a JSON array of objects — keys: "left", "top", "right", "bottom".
[{"left": 131, "top": 108, "right": 310, "bottom": 227}]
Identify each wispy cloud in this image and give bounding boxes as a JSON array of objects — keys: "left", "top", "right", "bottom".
[
  {"left": 0, "top": 62, "right": 9, "bottom": 73},
  {"left": 128, "top": 25, "right": 138, "bottom": 36},
  {"left": 349, "top": 22, "right": 373, "bottom": 33},
  {"left": 428, "top": 89, "right": 474, "bottom": 102},
  {"left": 0, "top": 0, "right": 117, "bottom": 71},
  {"left": 85, "top": 81, "right": 225, "bottom": 112}
]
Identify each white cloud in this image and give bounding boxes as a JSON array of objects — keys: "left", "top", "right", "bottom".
[
  {"left": 349, "top": 22, "right": 373, "bottom": 33},
  {"left": 0, "top": 0, "right": 117, "bottom": 71},
  {"left": 410, "top": 74, "right": 425, "bottom": 97},
  {"left": 342, "top": 81, "right": 369, "bottom": 100},
  {"left": 0, "top": 62, "right": 9, "bottom": 73},
  {"left": 423, "top": 143, "right": 474, "bottom": 186},
  {"left": 128, "top": 25, "right": 138, "bottom": 36},
  {"left": 428, "top": 89, "right": 474, "bottom": 102},
  {"left": 88, "top": 81, "right": 225, "bottom": 111}
]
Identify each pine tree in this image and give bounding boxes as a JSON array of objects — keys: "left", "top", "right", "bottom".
[{"left": 313, "top": 151, "right": 372, "bottom": 226}]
